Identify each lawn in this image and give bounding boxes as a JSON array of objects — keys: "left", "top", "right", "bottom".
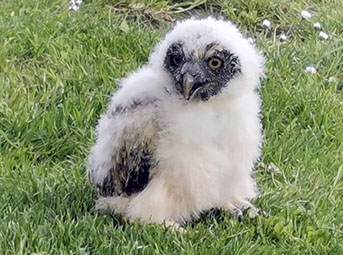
[{"left": 0, "top": 0, "right": 342, "bottom": 254}]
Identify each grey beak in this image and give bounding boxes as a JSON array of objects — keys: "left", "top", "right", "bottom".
[
  {"left": 183, "top": 73, "right": 196, "bottom": 100},
  {"left": 181, "top": 62, "right": 202, "bottom": 100}
]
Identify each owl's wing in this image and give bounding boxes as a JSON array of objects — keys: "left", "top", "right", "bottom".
[{"left": 87, "top": 67, "right": 165, "bottom": 196}]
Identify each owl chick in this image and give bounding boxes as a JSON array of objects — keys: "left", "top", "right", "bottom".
[{"left": 87, "top": 17, "right": 265, "bottom": 227}]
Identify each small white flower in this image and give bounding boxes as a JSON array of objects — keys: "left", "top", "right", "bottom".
[
  {"left": 69, "top": 0, "right": 83, "bottom": 12},
  {"left": 313, "top": 22, "right": 321, "bottom": 30},
  {"left": 279, "top": 34, "right": 288, "bottom": 41},
  {"left": 319, "top": 31, "right": 329, "bottom": 40},
  {"left": 328, "top": 77, "right": 336, "bottom": 83},
  {"left": 71, "top": 5, "right": 80, "bottom": 11},
  {"left": 262, "top": 19, "right": 271, "bottom": 29},
  {"left": 301, "top": 10, "right": 312, "bottom": 20},
  {"left": 305, "top": 66, "right": 317, "bottom": 74}
]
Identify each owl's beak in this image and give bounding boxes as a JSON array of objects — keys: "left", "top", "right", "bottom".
[
  {"left": 181, "top": 62, "right": 203, "bottom": 100},
  {"left": 183, "top": 73, "right": 204, "bottom": 100},
  {"left": 182, "top": 73, "right": 196, "bottom": 100}
]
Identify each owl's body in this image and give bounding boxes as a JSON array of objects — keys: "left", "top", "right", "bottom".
[{"left": 88, "top": 18, "right": 265, "bottom": 224}]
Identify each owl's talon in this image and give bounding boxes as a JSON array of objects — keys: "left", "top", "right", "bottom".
[
  {"left": 225, "top": 200, "right": 265, "bottom": 220},
  {"left": 239, "top": 200, "right": 265, "bottom": 219},
  {"left": 247, "top": 207, "right": 259, "bottom": 218},
  {"left": 163, "top": 221, "right": 187, "bottom": 233},
  {"left": 235, "top": 208, "right": 244, "bottom": 221},
  {"left": 225, "top": 202, "right": 244, "bottom": 221}
]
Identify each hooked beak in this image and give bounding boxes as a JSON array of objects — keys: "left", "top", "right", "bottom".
[
  {"left": 182, "top": 73, "right": 195, "bottom": 100},
  {"left": 182, "top": 73, "right": 203, "bottom": 100}
]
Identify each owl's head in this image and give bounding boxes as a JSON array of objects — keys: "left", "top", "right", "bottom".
[{"left": 149, "top": 17, "right": 265, "bottom": 101}]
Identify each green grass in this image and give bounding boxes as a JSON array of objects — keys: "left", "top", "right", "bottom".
[{"left": 1, "top": 0, "right": 343, "bottom": 254}]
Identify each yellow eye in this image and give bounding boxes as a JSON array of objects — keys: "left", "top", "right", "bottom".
[{"left": 208, "top": 57, "right": 222, "bottom": 70}]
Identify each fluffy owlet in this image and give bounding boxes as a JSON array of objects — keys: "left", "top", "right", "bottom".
[{"left": 87, "top": 17, "right": 265, "bottom": 227}]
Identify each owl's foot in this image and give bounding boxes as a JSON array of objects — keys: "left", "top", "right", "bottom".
[
  {"left": 95, "top": 196, "right": 130, "bottom": 214},
  {"left": 225, "top": 202, "right": 244, "bottom": 221},
  {"left": 224, "top": 199, "right": 263, "bottom": 221},
  {"left": 163, "top": 221, "right": 187, "bottom": 233}
]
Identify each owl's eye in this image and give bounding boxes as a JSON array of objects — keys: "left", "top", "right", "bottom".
[
  {"left": 172, "top": 55, "right": 182, "bottom": 66},
  {"left": 208, "top": 57, "right": 223, "bottom": 70}
]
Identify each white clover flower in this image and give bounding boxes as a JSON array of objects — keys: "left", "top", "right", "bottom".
[
  {"left": 262, "top": 19, "right": 271, "bottom": 28},
  {"left": 301, "top": 10, "right": 312, "bottom": 20},
  {"left": 305, "top": 66, "right": 317, "bottom": 74},
  {"left": 313, "top": 22, "right": 321, "bottom": 30},
  {"left": 319, "top": 31, "right": 329, "bottom": 40},
  {"left": 279, "top": 34, "right": 288, "bottom": 41},
  {"left": 328, "top": 77, "right": 336, "bottom": 83},
  {"left": 69, "top": 0, "right": 83, "bottom": 12}
]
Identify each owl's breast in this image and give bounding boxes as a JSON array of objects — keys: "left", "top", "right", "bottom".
[
  {"left": 158, "top": 94, "right": 262, "bottom": 163},
  {"left": 160, "top": 101, "right": 221, "bottom": 145}
]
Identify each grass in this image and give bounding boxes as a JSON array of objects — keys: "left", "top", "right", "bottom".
[{"left": 0, "top": 0, "right": 342, "bottom": 254}]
